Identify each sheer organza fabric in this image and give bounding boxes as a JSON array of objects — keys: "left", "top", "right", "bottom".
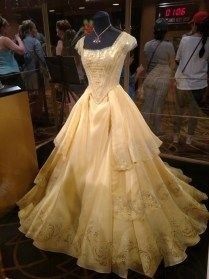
[{"left": 18, "top": 32, "right": 209, "bottom": 278}]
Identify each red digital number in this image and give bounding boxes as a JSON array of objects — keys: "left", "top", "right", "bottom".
[
  {"left": 173, "top": 8, "right": 176, "bottom": 16},
  {"left": 181, "top": 7, "right": 186, "bottom": 16},
  {"left": 165, "top": 8, "right": 171, "bottom": 17},
  {"left": 176, "top": 8, "right": 180, "bottom": 16},
  {"left": 165, "top": 6, "right": 186, "bottom": 17}
]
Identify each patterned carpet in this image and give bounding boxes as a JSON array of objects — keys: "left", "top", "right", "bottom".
[{"left": 0, "top": 157, "right": 208, "bottom": 279}]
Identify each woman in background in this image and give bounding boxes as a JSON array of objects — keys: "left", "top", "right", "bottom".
[
  {"left": 141, "top": 18, "right": 175, "bottom": 136},
  {"left": 174, "top": 11, "right": 209, "bottom": 145},
  {"left": 21, "top": 20, "right": 47, "bottom": 88},
  {"left": 13, "top": 24, "right": 25, "bottom": 71},
  {"left": 0, "top": 16, "right": 25, "bottom": 89},
  {"left": 56, "top": 20, "right": 76, "bottom": 56},
  {"left": 20, "top": 20, "right": 48, "bottom": 121},
  {"left": 55, "top": 19, "right": 84, "bottom": 101}
]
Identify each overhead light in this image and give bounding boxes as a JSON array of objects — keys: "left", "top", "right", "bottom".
[
  {"left": 79, "top": 6, "right": 85, "bottom": 9},
  {"left": 113, "top": 3, "right": 119, "bottom": 6},
  {"left": 49, "top": 9, "right": 55, "bottom": 12}
]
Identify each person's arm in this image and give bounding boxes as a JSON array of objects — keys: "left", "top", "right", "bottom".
[
  {"left": 135, "top": 43, "right": 148, "bottom": 84},
  {"left": 175, "top": 39, "right": 183, "bottom": 65},
  {"left": 56, "top": 40, "right": 63, "bottom": 56},
  {"left": 135, "top": 64, "right": 145, "bottom": 83},
  {"left": 141, "top": 42, "right": 149, "bottom": 72},
  {"left": 3, "top": 35, "right": 25, "bottom": 55},
  {"left": 34, "top": 38, "right": 50, "bottom": 79},
  {"left": 39, "top": 33, "right": 46, "bottom": 44},
  {"left": 34, "top": 39, "right": 46, "bottom": 64},
  {"left": 168, "top": 43, "right": 176, "bottom": 73}
]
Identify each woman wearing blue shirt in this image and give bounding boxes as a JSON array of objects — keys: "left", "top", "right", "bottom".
[{"left": 0, "top": 16, "right": 25, "bottom": 89}]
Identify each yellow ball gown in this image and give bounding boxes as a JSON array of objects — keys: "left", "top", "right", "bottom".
[{"left": 18, "top": 32, "right": 209, "bottom": 278}]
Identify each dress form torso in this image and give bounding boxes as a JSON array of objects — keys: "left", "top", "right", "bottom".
[{"left": 84, "top": 11, "right": 121, "bottom": 50}]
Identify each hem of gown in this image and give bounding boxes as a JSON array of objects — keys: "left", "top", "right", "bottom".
[{"left": 18, "top": 222, "right": 208, "bottom": 279}]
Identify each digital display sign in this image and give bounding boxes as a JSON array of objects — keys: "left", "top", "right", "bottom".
[
  {"left": 165, "top": 7, "right": 186, "bottom": 17},
  {"left": 157, "top": 2, "right": 197, "bottom": 25}
]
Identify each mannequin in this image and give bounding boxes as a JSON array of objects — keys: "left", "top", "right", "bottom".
[{"left": 84, "top": 11, "right": 122, "bottom": 50}]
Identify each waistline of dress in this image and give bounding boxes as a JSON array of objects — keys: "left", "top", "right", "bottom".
[{"left": 86, "top": 83, "right": 122, "bottom": 103}]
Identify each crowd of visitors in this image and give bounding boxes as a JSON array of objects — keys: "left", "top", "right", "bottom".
[{"left": 0, "top": 11, "right": 208, "bottom": 144}]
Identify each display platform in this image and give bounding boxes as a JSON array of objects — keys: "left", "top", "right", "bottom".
[{"left": 0, "top": 87, "right": 38, "bottom": 216}]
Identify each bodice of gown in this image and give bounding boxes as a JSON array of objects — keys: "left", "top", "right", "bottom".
[
  {"left": 75, "top": 32, "right": 137, "bottom": 103},
  {"left": 56, "top": 32, "right": 162, "bottom": 171}
]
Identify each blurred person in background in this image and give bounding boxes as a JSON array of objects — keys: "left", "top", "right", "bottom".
[
  {"left": 56, "top": 19, "right": 85, "bottom": 84},
  {"left": 21, "top": 20, "right": 47, "bottom": 89},
  {"left": 13, "top": 24, "right": 25, "bottom": 71},
  {"left": 174, "top": 11, "right": 209, "bottom": 145},
  {"left": 71, "top": 19, "right": 93, "bottom": 47},
  {"left": 0, "top": 16, "right": 25, "bottom": 89},
  {"left": 120, "top": 52, "right": 138, "bottom": 100},
  {"left": 56, "top": 19, "right": 76, "bottom": 56},
  {"left": 140, "top": 18, "right": 175, "bottom": 136},
  {"left": 55, "top": 19, "right": 82, "bottom": 106},
  {"left": 35, "top": 31, "right": 46, "bottom": 51},
  {"left": 28, "top": 18, "right": 46, "bottom": 52},
  {"left": 20, "top": 20, "right": 48, "bottom": 121}
]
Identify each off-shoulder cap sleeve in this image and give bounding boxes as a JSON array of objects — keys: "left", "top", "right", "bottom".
[
  {"left": 123, "top": 32, "right": 137, "bottom": 54},
  {"left": 75, "top": 36, "right": 85, "bottom": 56}
]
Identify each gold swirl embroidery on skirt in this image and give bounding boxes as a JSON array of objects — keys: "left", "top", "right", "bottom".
[
  {"left": 141, "top": 191, "right": 160, "bottom": 208},
  {"left": 156, "top": 233, "right": 185, "bottom": 258},
  {"left": 113, "top": 196, "right": 145, "bottom": 221}
]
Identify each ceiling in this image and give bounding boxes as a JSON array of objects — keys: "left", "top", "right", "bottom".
[
  {"left": 47, "top": 0, "right": 125, "bottom": 16},
  {"left": 1, "top": 0, "right": 141, "bottom": 15},
  {"left": 48, "top": 0, "right": 124, "bottom": 9}
]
